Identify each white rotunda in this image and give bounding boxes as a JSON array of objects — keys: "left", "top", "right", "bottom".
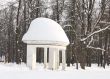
[{"left": 22, "top": 17, "right": 69, "bottom": 70}]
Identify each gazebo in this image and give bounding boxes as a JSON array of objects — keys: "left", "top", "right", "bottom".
[{"left": 22, "top": 17, "right": 69, "bottom": 70}]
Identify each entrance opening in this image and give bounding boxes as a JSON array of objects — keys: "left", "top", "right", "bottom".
[
  {"left": 47, "top": 48, "right": 49, "bottom": 63},
  {"left": 59, "top": 50, "right": 62, "bottom": 63},
  {"left": 36, "top": 47, "right": 44, "bottom": 63}
]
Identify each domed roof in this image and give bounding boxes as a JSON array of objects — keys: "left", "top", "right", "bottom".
[{"left": 22, "top": 17, "right": 69, "bottom": 46}]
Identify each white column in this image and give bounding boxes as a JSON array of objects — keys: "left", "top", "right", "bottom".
[
  {"left": 27, "top": 45, "right": 36, "bottom": 69},
  {"left": 49, "top": 48, "right": 56, "bottom": 70},
  {"left": 62, "top": 49, "right": 66, "bottom": 70},
  {"left": 49, "top": 48, "right": 52, "bottom": 69},
  {"left": 53, "top": 49, "right": 56, "bottom": 70},
  {"left": 56, "top": 48, "right": 59, "bottom": 69},
  {"left": 44, "top": 47, "right": 47, "bottom": 68},
  {"left": 53, "top": 48, "right": 58, "bottom": 70}
]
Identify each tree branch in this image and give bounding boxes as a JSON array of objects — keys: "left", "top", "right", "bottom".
[
  {"left": 87, "top": 46, "right": 105, "bottom": 51},
  {"left": 81, "top": 25, "right": 110, "bottom": 41}
]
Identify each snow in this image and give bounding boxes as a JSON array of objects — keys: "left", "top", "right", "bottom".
[
  {"left": 0, "top": 63, "right": 110, "bottom": 79},
  {"left": 22, "top": 17, "right": 69, "bottom": 46}
]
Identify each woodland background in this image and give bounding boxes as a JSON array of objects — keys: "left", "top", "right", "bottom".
[{"left": 0, "top": 0, "right": 110, "bottom": 69}]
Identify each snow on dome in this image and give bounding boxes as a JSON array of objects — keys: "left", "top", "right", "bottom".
[{"left": 22, "top": 17, "right": 69, "bottom": 46}]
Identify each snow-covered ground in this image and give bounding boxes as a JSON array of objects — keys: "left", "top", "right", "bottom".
[{"left": 0, "top": 63, "right": 110, "bottom": 79}]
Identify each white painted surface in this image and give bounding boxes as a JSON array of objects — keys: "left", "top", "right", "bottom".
[
  {"left": 49, "top": 48, "right": 54, "bottom": 69},
  {"left": 44, "top": 47, "right": 47, "bottom": 68},
  {"left": 62, "top": 50, "right": 66, "bottom": 70},
  {"left": 22, "top": 18, "right": 69, "bottom": 70},
  {"left": 56, "top": 48, "right": 59, "bottom": 69},
  {"left": 26, "top": 45, "right": 66, "bottom": 70},
  {"left": 27, "top": 45, "right": 36, "bottom": 69}
]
